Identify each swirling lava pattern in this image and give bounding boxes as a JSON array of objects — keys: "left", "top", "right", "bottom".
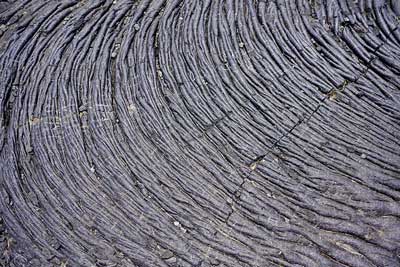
[{"left": 1, "top": 0, "right": 400, "bottom": 266}]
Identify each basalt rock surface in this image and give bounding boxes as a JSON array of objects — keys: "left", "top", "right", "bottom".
[{"left": 1, "top": 0, "right": 400, "bottom": 266}]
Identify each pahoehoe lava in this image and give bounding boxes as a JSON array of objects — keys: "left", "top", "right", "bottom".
[{"left": 1, "top": 0, "right": 400, "bottom": 266}]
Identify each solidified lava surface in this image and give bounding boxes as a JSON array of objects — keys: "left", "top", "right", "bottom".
[{"left": 1, "top": 1, "right": 400, "bottom": 266}]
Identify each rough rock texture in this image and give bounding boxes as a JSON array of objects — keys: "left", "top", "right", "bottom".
[{"left": 1, "top": 0, "right": 400, "bottom": 266}]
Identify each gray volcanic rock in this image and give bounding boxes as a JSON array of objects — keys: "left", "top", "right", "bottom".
[{"left": 1, "top": 0, "right": 400, "bottom": 266}]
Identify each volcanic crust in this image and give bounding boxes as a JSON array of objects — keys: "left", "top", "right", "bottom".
[{"left": 1, "top": 0, "right": 400, "bottom": 266}]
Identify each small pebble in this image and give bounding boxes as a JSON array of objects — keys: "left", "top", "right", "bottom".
[
  {"left": 111, "top": 52, "right": 117, "bottom": 58},
  {"left": 173, "top": 221, "right": 180, "bottom": 226},
  {"left": 165, "top": 257, "right": 177, "bottom": 263},
  {"left": 361, "top": 153, "right": 367, "bottom": 159},
  {"left": 210, "top": 258, "right": 220, "bottom": 265},
  {"left": 346, "top": 147, "right": 356, "bottom": 153},
  {"left": 160, "top": 249, "right": 174, "bottom": 259},
  {"left": 134, "top": 24, "right": 140, "bottom": 31},
  {"left": 355, "top": 91, "right": 365, "bottom": 98},
  {"left": 250, "top": 162, "right": 257, "bottom": 170},
  {"left": 26, "top": 145, "right": 33, "bottom": 153},
  {"left": 128, "top": 104, "right": 136, "bottom": 113},
  {"left": 239, "top": 42, "right": 244, "bottom": 48},
  {"left": 234, "top": 190, "right": 241, "bottom": 198}
]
